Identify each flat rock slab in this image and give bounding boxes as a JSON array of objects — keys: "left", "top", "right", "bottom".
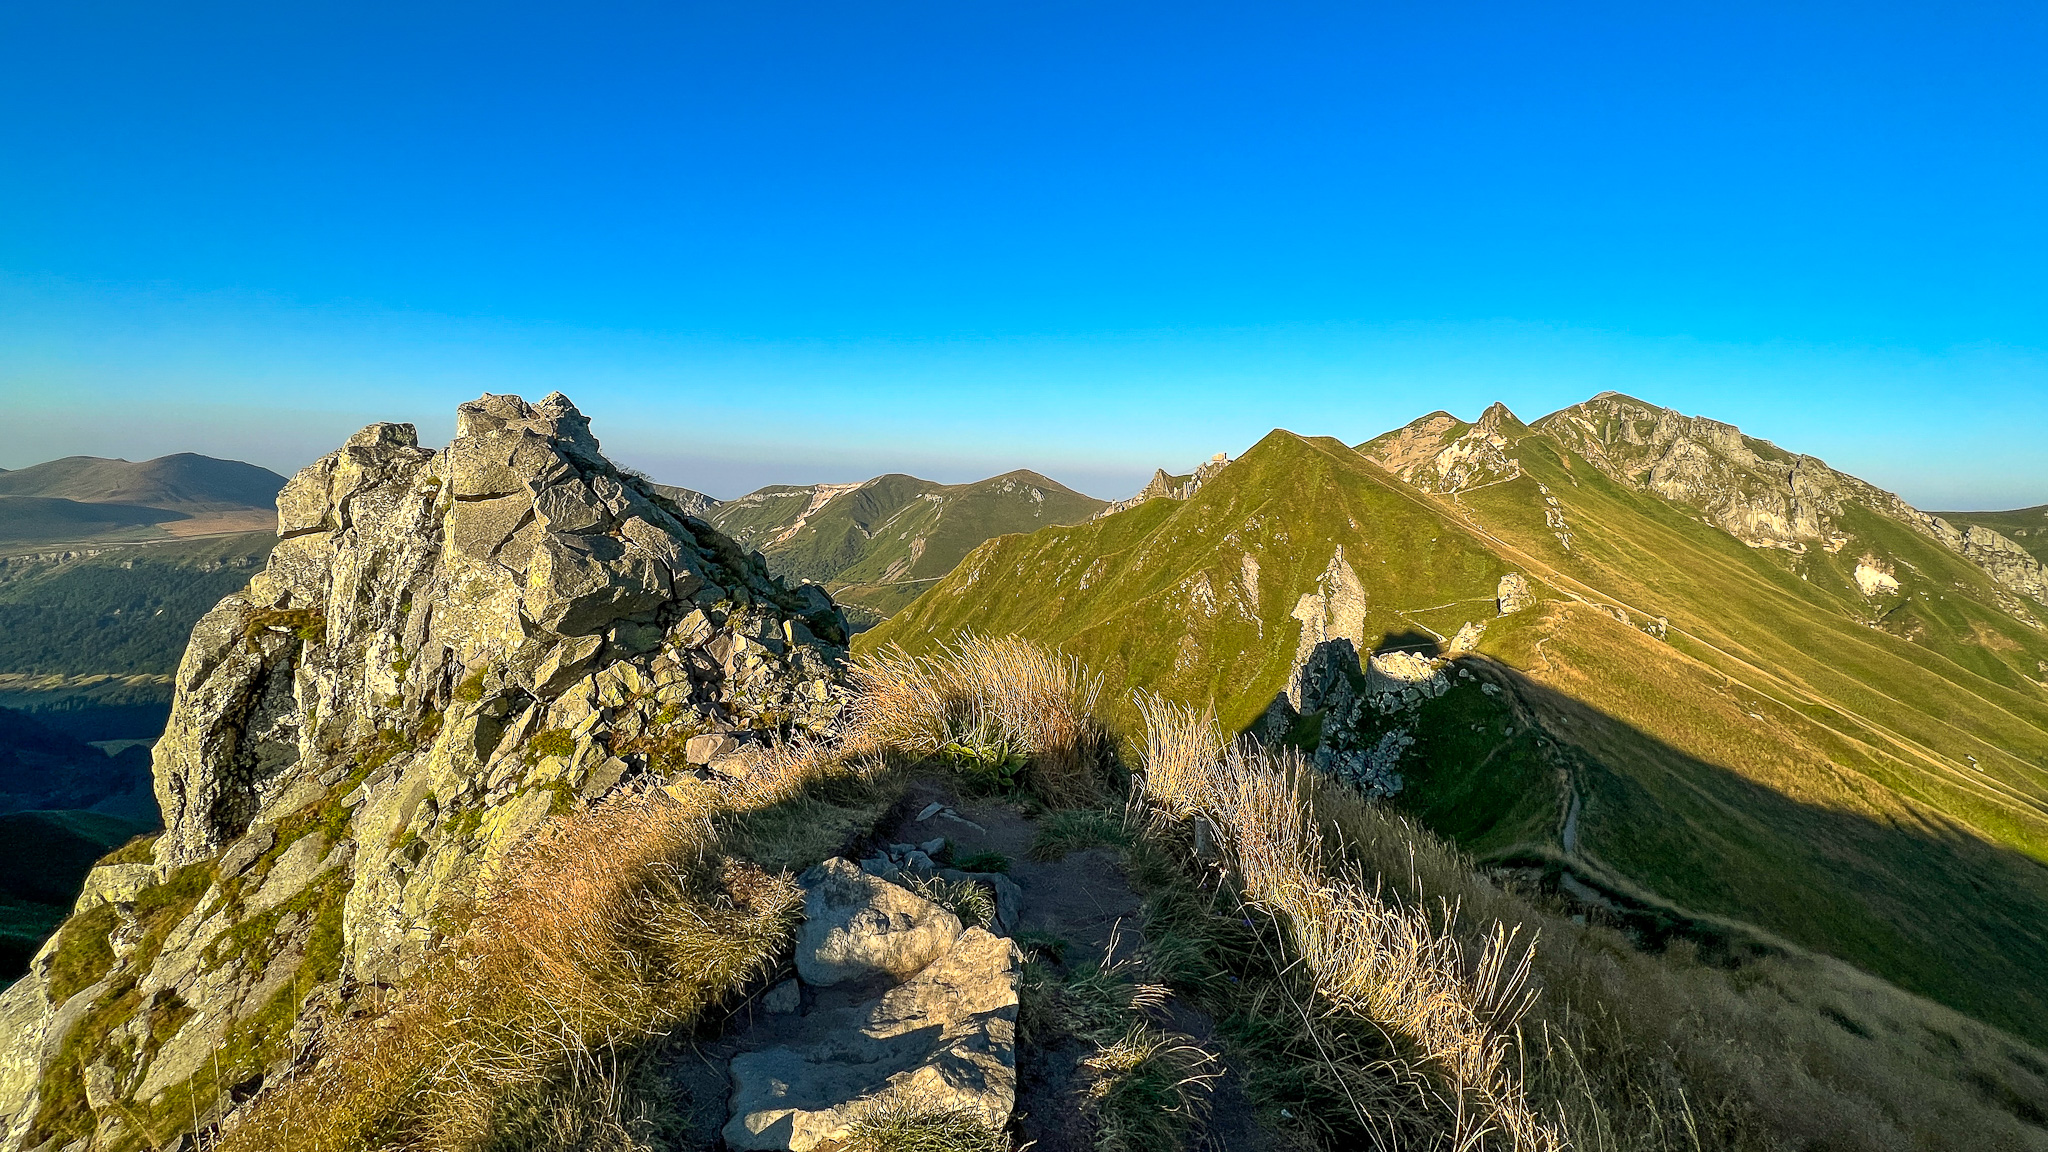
[
  {"left": 725, "top": 927, "right": 1022, "bottom": 1152},
  {"left": 795, "top": 857, "right": 962, "bottom": 987}
]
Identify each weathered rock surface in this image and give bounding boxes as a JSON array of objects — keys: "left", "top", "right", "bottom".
[
  {"left": 794, "top": 858, "right": 963, "bottom": 987},
  {"left": 1533, "top": 393, "right": 2048, "bottom": 608},
  {"left": 1095, "top": 453, "right": 1231, "bottom": 518},
  {"left": 1496, "top": 572, "right": 1534, "bottom": 615},
  {"left": 725, "top": 927, "right": 1022, "bottom": 1152},
  {"left": 0, "top": 393, "right": 852, "bottom": 1152}
]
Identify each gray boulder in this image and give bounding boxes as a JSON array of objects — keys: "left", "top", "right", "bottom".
[
  {"left": 1496, "top": 572, "right": 1534, "bottom": 615},
  {"left": 725, "top": 928, "right": 1022, "bottom": 1152},
  {"left": 795, "top": 858, "right": 962, "bottom": 987}
]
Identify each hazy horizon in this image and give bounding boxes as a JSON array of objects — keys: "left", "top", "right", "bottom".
[{"left": 4, "top": 2, "right": 2044, "bottom": 509}]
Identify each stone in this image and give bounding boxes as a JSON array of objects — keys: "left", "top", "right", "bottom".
[
  {"left": 918, "top": 838, "right": 946, "bottom": 856},
  {"left": 609, "top": 619, "right": 664, "bottom": 655},
  {"left": 218, "top": 826, "right": 276, "bottom": 879},
  {"left": 1496, "top": 573, "right": 1534, "bottom": 615},
  {"left": 1447, "top": 620, "right": 1487, "bottom": 654},
  {"left": 534, "top": 633, "right": 604, "bottom": 696},
  {"left": 0, "top": 391, "right": 859, "bottom": 1143},
  {"left": 794, "top": 858, "right": 963, "bottom": 987},
  {"left": 686, "top": 733, "right": 739, "bottom": 765},
  {"left": 915, "top": 802, "right": 945, "bottom": 822},
  {"left": 725, "top": 928, "right": 1022, "bottom": 1152},
  {"left": 71, "top": 865, "right": 162, "bottom": 914},
  {"left": 764, "top": 979, "right": 801, "bottom": 1015}
]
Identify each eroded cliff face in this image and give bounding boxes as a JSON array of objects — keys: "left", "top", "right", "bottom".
[
  {"left": 1366, "top": 392, "right": 2048, "bottom": 615},
  {"left": 1530, "top": 393, "right": 2048, "bottom": 606},
  {"left": 0, "top": 394, "right": 850, "bottom": 1152}
]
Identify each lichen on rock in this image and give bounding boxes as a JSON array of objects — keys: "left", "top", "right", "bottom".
[{"left": 0, "top": 393, "right": 854, "bottom": 1152}]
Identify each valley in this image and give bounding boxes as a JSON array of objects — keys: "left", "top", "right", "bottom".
[{"left": 2, "top": 392, "right": 2045, "bottom": 1152}]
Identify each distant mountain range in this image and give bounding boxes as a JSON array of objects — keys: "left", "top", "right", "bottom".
[
  {"left": 0, "top": 453, "right": 286, "bottom": 550},
  {"left": 649, "top": 470, "right": 1109, "bottom": 626},
  {"left": 867, "top": 390, "right": 2048, "bottom": 1047}
]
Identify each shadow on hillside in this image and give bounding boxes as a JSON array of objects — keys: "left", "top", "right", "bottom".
[
  {"left": 1390, "top": 655, "right": 2048, "bottom": 1051},
  {"left": 1373, "top": 630, "right": 1443, "bottom": 657}
]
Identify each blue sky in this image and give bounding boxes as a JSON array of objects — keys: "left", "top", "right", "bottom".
[{"left": 1, "top": 1, "right": 2043, "bottom": 506}]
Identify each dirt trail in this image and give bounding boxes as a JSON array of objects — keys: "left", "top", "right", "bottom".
[
  {"left": 878, "top": 782, "right": 1266, "bottom": 1152},
  {"left": 685, "top": 780, "right": 1270, "bottom": 1151}
]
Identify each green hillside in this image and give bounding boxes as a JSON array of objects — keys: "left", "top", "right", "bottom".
[
  {"left": 711, "top": 469, "right": 1106, "bottom": 624},
  {"left": 1940, "top": 504, "right": 2048, "bottom": 565},
  {"left": 865, "top": 410, "right": 2048, "bottom": 1047},
  {"left": 0, "top": 532, "right": 275, "bottom": 677}
]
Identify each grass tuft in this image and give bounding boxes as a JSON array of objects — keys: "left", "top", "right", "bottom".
[
  {"left": 840, "top": 1087, "right": 1010, "bottom": 1152},
  {"left": 846, "top": 633, "right": 1106, "bottom": 805}
]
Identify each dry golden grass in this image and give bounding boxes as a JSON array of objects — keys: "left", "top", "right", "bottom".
[
  {"left": 847, "top": 632, "right": 1105, "bottom": 805},
  {"left": 1134, "top": 693, "right": 1565, "bottom": 1152},
  {"left": 1300, "top": 734, "right": 2048, "bottom": 1152},
  {"left": 218, "top": 796, "right": 801, "bottom": 1152}
]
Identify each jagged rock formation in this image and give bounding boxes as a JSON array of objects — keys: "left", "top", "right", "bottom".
[
  {"left": 0, "top": 394, "right": 851, "bottom": 1152},
  {"left": 1361, "top": 403, "right": 1523, "bottom": 495},
  {"left": 1532, "top": 393, "right": 2048, "bottom": 606},
  {"left": 1096, "top": 453, "right": 1230, "bottom": 518}
]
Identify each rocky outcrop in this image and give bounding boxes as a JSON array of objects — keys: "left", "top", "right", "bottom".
[
  {"left": 1496, "top": 572, "right": 1534, "bottom": 615},
  {"left": 0, "top": 394, "right": 851, "bottom": 1152},
  {"left": 1533, "top": 393, "right": 2048, "bottom": 608},
  {"left": 794, "top": 858, "right": 963, "bottom": 987},
  {"left": 726, "top": 859, "right": 1023, "bottom": 1152},
  {"left": 1362, "top": 403, "right": 1524, "bottom": 495},
  {"left": 1096, "top": 453, "right": 1231, "bottom": 518}
]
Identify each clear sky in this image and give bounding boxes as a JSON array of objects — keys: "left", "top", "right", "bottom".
[{"left": 1, "top": 1, "right": 2043, "bottom": 507}]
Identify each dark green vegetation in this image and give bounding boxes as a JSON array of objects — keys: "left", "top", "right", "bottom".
[
  {"left": 867, "top": 402, "right": 2048, "bottom": 1050},
  {"left": 0, "top": 532, "right": 274, "bottom": 677},
  {"left": 710, "top": 470, "right": 1106, "bottom": 626},
  {"left": 1940, "top": 503, "right": 2048, "bottom": 565},
  {"left": 0, "top": 496, "right": 193, "bottom": 545},
  {"left": 0, "top": 809, "right": 150, "bottom": 978},
  {"left": 0, "top": 703, "right": 151, "bottom": 813}
]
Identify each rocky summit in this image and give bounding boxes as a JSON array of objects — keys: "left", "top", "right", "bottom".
[{"left": 0, "top": 393, "right": 852, "bottom": 1151}]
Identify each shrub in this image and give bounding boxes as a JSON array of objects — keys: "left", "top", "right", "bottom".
[
  {"left": 846, "top": 634, "right": 1105, "bottom": 805},
  {"left": 840, "top": 1087, "right": 1008, "bottom": 1152},
  {"left": 526, "top": 727, "right": 575, "bottom": 762},
  {"left": 905, "top": 874, "right": 996, "bottom": 930},
  {"left": 1134, "top": 693, "right": 1563, "bottom": 1152},
  {"left": 218, "top": 796, "right": 801, "bottom": 1152}
]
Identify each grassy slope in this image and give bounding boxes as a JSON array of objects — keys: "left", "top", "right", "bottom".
[
  {"left": 0, "top": 808, "right": 148, "bottom": 978},
  {"left": 714, "top": 471, "right": 1107, "bottom": 620},
  {"left": 1938, "top": 504, "right": 2048, "bottom": 566},
  {"left": 866, "top": 425, "right": 2048, "bottom": 1046},
  {"left": 867, "top": 431, "right": 1512, "bottom": 732}
]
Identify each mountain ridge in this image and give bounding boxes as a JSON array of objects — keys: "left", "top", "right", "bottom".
[
  {"left": 709, "top": 467, "right": 1108, "bottom": 623},
  {"left": 867, "top": 392, "right": 2048, "bottom": 1047}
]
